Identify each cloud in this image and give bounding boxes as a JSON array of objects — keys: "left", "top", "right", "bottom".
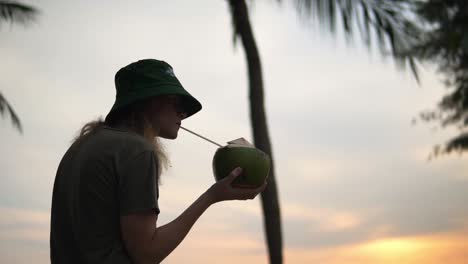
[
  {"left": 1, "top": 227, "right": 49, "bottom": 243},
  {"left": 0, "top": 207, "right": 49, "bottom": 244},
  {"left": 0, "top": 240, "right": 49, "bottom": 264},
  {"left": 0, "top": 207, "right": 49, "bottom": 225},
  {"left": 284, "top": 226, "right": 468, "bottom": 264},
  {"left": 282, "top": 203, "right": 362, "bottom": 232},
  {"left": 166, "top": 233, "right": 267, "bottom": 264}
]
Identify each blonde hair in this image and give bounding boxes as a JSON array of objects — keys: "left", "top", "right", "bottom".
[{"left": 72, "top": 98, "right": 170, "bottom": 183}]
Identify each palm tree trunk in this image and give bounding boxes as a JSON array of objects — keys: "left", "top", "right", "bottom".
[{"left": 227, "top": 0, "right": 283, "bottom": 263}]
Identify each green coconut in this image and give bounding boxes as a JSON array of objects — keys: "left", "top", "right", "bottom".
[{"left": 212, "top": 138, "right": 271, "bottom": 188}]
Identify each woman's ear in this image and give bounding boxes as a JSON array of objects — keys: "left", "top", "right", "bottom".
[{"left": 149, "top": 96, "right": 166, "bottom": 112}]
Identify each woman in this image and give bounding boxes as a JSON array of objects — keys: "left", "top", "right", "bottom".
[{"left": 50, "top": 59, "right": 267, "bottom": 264}]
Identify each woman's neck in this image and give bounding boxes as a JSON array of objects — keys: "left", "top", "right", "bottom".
[{"left": 111, "top": 120, "right": 158, "bottom": 142}]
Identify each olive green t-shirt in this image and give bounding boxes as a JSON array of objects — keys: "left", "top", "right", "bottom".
[{"left": 50, "top": 126, "right": 160, "bottom": 264}]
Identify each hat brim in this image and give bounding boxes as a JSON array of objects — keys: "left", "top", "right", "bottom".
[{"left": 105, "top": 84, "right": 202, "bottom": 122}]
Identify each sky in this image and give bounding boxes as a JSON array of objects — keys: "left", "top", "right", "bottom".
[{"left": 1, "top": 0, "right": 467, "bottom": 263}]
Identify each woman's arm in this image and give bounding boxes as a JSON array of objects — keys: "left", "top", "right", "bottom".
[
  {"left": 121, "top": 190, "right": 214, "bottom": 264},
  {"left": 120, "top": 167, "right": 267, "bottom": 264}
]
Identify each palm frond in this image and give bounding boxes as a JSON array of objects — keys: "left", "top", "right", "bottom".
[
  {"left": 0, "top": 1, "right": 38, "bottom": 25},
  {"left": 445, "top": 133, "right": 468, "bottom": 154},
  {"left": 430, "top": 132, "right": 468, "bottom": 158},
  {"left": 292, "top": 0, "right": 421, "bottom": 81},
  {"left": 0, "top": 92, "right": 23, "bottom": 133}
]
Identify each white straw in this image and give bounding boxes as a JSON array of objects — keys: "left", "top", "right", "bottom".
[{"left": 180, "top": 126, "right": 223, "bottom": 147}]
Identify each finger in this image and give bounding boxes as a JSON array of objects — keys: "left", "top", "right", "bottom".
[
  {"left": 225, "top": 167, "right": 243, "bottom": 183},
  {"left": 232, "top": 180, "right": 267, "bottom": 190},
  {"left": 236, "top": 186, "right": 265, "bottom": 198},
  {"left": 251, "top": 183, "right": 267, "bottom": 196},
  {"left": 247, "top": 191, "right": 261, "bottom": 200},
  {"left": 250, "top": 182, "right": 267, "bottom": 193},
  {"left": 233, "top": 181, "right": 267, "bottom": 192},
  {"left": 237, "top": 192, "right": 257, "bottom": 200}
]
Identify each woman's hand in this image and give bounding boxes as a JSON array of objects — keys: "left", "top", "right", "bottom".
[{"left": 207, "top": 167, "right": 267, "bottom": 203}]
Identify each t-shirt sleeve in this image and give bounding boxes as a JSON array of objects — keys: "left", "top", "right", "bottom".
[{"left": 118, "top": 150, "right": 160, "bottom": 215}]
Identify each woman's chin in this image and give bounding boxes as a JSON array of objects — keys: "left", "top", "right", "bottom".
[{"left": 159, "top": 130, "right": 178, "bottom": 140}]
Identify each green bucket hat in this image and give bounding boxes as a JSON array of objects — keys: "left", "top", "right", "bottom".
[{"left": 105, "top": 59, "right": 202, "bottom": 121}]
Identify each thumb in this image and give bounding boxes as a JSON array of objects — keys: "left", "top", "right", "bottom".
[{"left": 225, "top": 167, "right": 243, "bottom": 183}]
